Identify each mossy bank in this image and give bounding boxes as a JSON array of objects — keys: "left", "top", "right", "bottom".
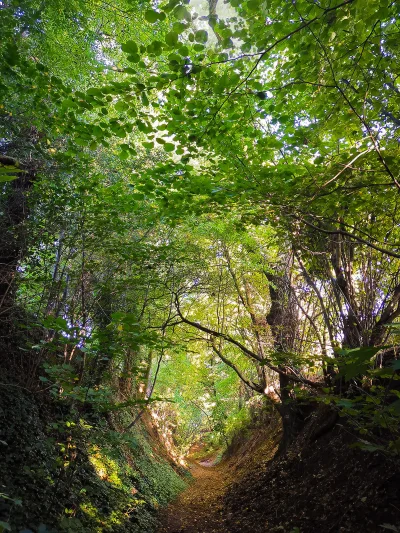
[{"left": 0, "top": 384, "right": 187, "bottom": 533}]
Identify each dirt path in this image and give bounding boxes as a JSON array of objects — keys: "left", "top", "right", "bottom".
[
  {"left": 157, "top": 427, "right": 280, "bottom": 533},
  {"left": 157, "top": 460, "right": 233, "bottom": 533}
]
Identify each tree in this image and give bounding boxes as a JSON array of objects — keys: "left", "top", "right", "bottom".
[{"left": 1, "top": 0, "right": 399, "bottom": 464}]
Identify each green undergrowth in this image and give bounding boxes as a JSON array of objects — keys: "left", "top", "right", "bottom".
[
  {"left": 0, "top": 384, "right": 187, "bottom": 533},
  {"left": 188, "top": 445, "right": 224, "bottom": 464}
]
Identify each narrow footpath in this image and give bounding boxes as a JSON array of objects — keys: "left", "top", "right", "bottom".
[
  {"left": 157, "top": 459, "right": 233, "bottom": 533},
  {"left": 157, "top": 426, "right": 280, "bottom": 533}
]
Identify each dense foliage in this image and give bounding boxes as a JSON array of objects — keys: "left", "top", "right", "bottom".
[{"left": 1, "top": 0, "right": 400, "bottom": 531}]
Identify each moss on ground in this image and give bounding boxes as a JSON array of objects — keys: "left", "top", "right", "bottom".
[{"left": 0, "top": 385, "right": 187, "bottom": 533}]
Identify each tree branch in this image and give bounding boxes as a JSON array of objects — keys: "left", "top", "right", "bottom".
[
  {"left": 295, "top": 217, "right": 400, "bottom": 258},
  {"left": 211, "top": 341, "right": 264, "bottom": 394},
  {"left": 174, "top": 294, "right": 322, "bottom": 389}
]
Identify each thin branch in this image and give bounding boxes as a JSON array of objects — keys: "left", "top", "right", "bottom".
[
  {"left": 295, "top": 217, "right": 400, "bottom": 259},
  {"left": 211, "top": 341, "right": 263, "bottom": 393},
  {"left": 174, "top": 294, "right": 321, "bottom": 389}
]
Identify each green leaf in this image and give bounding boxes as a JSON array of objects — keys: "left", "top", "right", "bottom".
[
  {"left": 142, "top": 141, "right": 154, "bottom": 150},
  {"left": 0, "top": 522, "right": 11, "bottom": 532},
  {"left": 141, "top": 93, "right": 149, "bottom": 106},
  {"left": 0, "top": 167, "right": 24, "bottom": 174},
  {"left": 173, "top": 22, "right": 187, "bottom": 34},
  {"left": 75, "top": 138, "right": 88, "bottom": 147},
  {"left": 195, "top": 30, "right": 208, "bottom": 43},
  {"left": 0, "top": 174, "right": 20, "bottom": 182},
  {"left": 132, "top": 193, "right": 145, "bottom": 200},
  {"left": 247, "top": 0, "right": 259, "bottom": 10},
  {"left": 86, "top": 87, "right": 103, "bottom": 96},
  {"left": 222, "top": 37, "right": 233, "bottom": 49},
  {"left": 164, "top": 143, "right": 175, "bottom": 152},
  {"left": 337, "top": 399, "right": 353, "bottom": 408},
  {"left": 166, "top": 32, "right": 179, "bottom": 47},
  {"left": 178, "top": 45, "right": 190, "bottom": 56},
  {"left": 148, "top": 40, "right": 164, "bottom": 56},
  {"left": 163, "top": 0, "right": 180, "bottom": 12},
  {"left": 145, "top": 10, "right": 160, "bottom": 23},
  {"left": 127, "top": 54, "right": 141, "bottom": 63},
  {"left": 115, "top": 101, "right": 129, "bottom": 112},
  {"left": 173, "top": 5, "right": 191, "bottom": 21},
  {"left": 339, "top": 346, "right": 384, "bottom": 381},
  {"left": 121, "top": 40, "right": 138, "bottom": 54}
]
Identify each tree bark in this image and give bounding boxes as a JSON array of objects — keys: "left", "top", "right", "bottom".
[{"left": 265, "top": 269, "right": 307, "bottom": 452}]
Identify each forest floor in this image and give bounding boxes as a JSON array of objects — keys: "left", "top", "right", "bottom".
[
  {"left": 157, "top": 419, "right": 281, "bottom": 533},
  {"left": 157, "top": 459, "right": 233, "bottom": 533},
  {"left": 158, "top": 410, "right": 400, "bottom": 533}
]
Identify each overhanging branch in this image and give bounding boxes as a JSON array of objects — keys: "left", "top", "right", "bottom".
[{"left": 174, "top": 294, "right": 322, "bottom": 390}]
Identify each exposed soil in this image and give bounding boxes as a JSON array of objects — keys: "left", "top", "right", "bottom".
[
  {"left": 158, "top": 409, "right": 400, "bottom": 533},
  {"left": 223, "top": 419, "right": 400, "bottom": 533},
  {"left": 157, "top": 418, "right": 280, "bottom": 533},
  {"left": 157, "top": 460, "right": 231, "bottom": 533}
]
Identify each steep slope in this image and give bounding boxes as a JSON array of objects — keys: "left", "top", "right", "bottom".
[
  {"left": 0, "top": 382, "right": 187, "bottom": 533},
  {"left": 158, "top": 408, "right": 400, "bottom": 533},
  {"left": 223, "top": 411, "right": 400, "bottom": 533}
]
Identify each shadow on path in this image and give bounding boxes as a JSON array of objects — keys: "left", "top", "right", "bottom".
[{"left": 157, "top": 459, "right": 233, "bottom": 533}]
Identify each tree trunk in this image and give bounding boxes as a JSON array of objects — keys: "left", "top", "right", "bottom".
[{"left": 265, "top": 269, "right": 306, "bottom": 452}]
